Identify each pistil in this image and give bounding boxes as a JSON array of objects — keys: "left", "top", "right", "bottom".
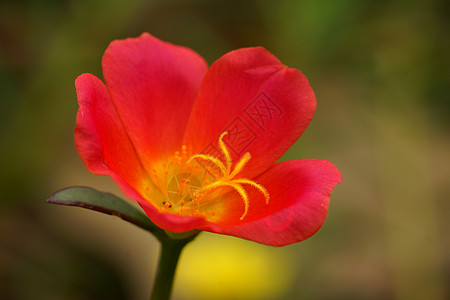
[{"left": 155, "top": 132, "right": 269, "bottom": 220}]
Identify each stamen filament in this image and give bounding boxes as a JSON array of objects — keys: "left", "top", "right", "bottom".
[
  {"left": 233, "top": 179, "right": 270, "bottom": 204},
  {"left": 218, "top": 131, "right": 232, "bottom": 174},
  {"left": 227, "top": 182, "right": 249, "bottom": 220},
  {"left": 187, "top": 154, "right": 227, "bottom": 176},
  {"left": 228, "top": 152, "right": 251, "bottom": 179}
]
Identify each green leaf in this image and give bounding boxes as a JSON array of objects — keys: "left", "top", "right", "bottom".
[{"left": 48, "top": 186, "right": 166, "bottom": 239}]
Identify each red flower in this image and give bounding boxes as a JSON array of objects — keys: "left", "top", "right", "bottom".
[{"left": 75, "top": 33, "right": 342, "bottom": 246}]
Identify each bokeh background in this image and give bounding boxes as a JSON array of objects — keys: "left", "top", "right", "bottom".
[{"left": 1, "top": 0, "right": 449, "bottom": 299}]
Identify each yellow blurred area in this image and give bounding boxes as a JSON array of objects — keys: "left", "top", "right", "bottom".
[
  {"left": 176, "top": 234, "right": 293, "bottom": 300},
  {"left": 1, "top": 0, "right": 449, "bottom": 299}
]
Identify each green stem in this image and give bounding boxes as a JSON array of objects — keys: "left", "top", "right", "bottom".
[{"left": 150, "top": 237, "right": 193, "bottom": 300}]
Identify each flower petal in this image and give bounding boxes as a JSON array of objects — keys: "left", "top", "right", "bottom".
[
  {"left": 75, "top": 73, "right": 200, "bottom": 231},
  {"left": 102, "top": 33, "right": 208, "bottom": 168},
  {"left": 74, "top": 74, "right": 110, "bottom": 175},
  {"left": 75, "top": 73, "right": 149, "bottom": 187},
  {"left": 183, "top": 47, "right": 316, "bottom": 179},
  {"left": 75, "top": 73, "right": 164, "bottom": 208},
  {"left": 202, "top": 159, "right": 342, "bottom": 246}
]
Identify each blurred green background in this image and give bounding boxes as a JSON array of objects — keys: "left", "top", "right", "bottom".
[{"left": 1, "top": 0, "right": 449, "bottom": 299}]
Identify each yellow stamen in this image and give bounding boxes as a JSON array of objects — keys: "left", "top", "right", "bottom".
[
  {"left": 187, "top": 154, "right": 227, "bottom": 176},
  {"left": 188, "top": 132, "right": 270, "bottom": 220},
  {"left": 233, "top": 179, "right": 270, "bottom": 205},
  {"left": 229, "top": 152, "right": 251, "bottom": 179},
  {"left": 218, "top": 131, "right": 232, "bottom": 173}
]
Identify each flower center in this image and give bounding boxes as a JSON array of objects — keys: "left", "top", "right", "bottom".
[{"left": 150, "top": 132, "right": 269, "bottom": 220}]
